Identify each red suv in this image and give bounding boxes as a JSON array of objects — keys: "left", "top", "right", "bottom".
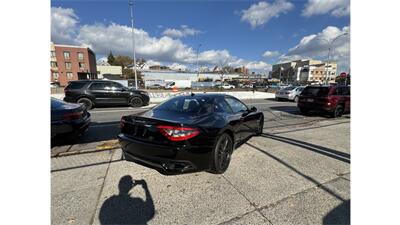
[{"left": 297, "top": 85, "right": 350, "bottom": 118}]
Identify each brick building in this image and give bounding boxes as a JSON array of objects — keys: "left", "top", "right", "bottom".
[{"left": 50, "top": 43, "right": 97, "bottom": 86}]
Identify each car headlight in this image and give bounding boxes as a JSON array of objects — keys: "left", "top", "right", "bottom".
[{"left": 140, "top": 91, "right": 149, "bottom": 96}]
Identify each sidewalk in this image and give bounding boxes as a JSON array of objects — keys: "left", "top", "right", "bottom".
[{"left": 51, "top": 119, "right": 350, "bottom": 225}]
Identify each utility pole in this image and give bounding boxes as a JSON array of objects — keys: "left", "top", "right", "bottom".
[
  {"left": 325, "top": 32, "right": 349, "bottom": 84},
  {"left": 196, "top": 44, "right": 202, "bottom": 80},
  {"left": 129, "top": 0, "right": 138, "bottom": 89}
]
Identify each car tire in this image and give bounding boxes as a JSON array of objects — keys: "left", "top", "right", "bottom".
[
  {"left": 294, "top": 96, "right": 299, "bottom": 103},
  {"left": 209, "top": 133, "right": 234, "bottom": 174},
  {"left": 331, "top": 105, "right": 344, "bottom": 118},
  {"left": 77, "top": 97, "right": 93, "bottom": 110},
  {"left": 299, "top": 107, "right": 309, "bottom": 115},
  {"left": 129, "top": 97, "right": 144, "bottom": 107},
  {"left": 256, "top": 116, "right": 264, "bottom": 135}
]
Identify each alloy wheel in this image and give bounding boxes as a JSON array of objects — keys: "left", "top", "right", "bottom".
[{"left": 217, "top": 136, "right": 232, "bottom": 170}]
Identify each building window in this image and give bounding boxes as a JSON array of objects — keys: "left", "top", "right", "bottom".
[
  {"left": 66, "top": 72, "right": 73, "bottom": 80},
  {"left": 78, "top": 52, "right": 84, "bottom": 60},
  {"left": 52, "top": 72, "right": 59, "bottom": 79},
  {"left": 79, "top": 62, "right": 85, "bottom": 69},
  {"left": 51, "top": 61, "right": 58, "bottom": 68},
  {"left": 65, "top": 62, "right": 72, "bottom": 69},
  {"left": 51, "top": 51, "right": 56, "bottom": 58},
  {"left": 63, "top": 51, "right": 70, "bottom": 59}
]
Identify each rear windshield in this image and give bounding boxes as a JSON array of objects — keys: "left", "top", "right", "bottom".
[
  {"left": 283, "top": 86, "right": 296, "bottom": 91},
  {"left": 155, "top": 95, "right": 221, "bottom": 115},
  {"left": 301, "top": 87, "right": 330, "bottom": 97},
  {"left": 66, "top": 82, "right": 87, "bottom": 89}
]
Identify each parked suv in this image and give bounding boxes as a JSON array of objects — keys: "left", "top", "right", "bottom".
[
  {"left": 297, "top": 85, "right": 350, "bottom": 118},
  {"left": 63, "top": 80, "right": 150, "bottom": 110}
]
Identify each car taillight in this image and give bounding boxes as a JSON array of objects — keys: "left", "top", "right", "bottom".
[
  {"left": 63, "top": 112, "right": 83, "bottom": 120},
  {"left": 157, "top": 125, "right": 200, "bottom": 141}
]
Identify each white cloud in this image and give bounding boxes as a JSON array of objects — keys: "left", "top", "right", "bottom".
[
  {"left": 169, "top": 63, "right": 188, "bottom": 71},
  {"left": 240, "top": 0, "right": 294, "bottom": 29},
  {"left": 162, "top": 25, "right": 202, "bottom": 38},
  {"left": 51, "top": 7, "right": 79, "bottom": 44},
  {"left": 280, "top": 25, "right": 350, "bottom": 71},
  {"left": 52, "top": 7, "right": 269, "bottom": 73},
  {"left": 302, "top": 0, "right": 350, "bottom": 17},
  {"left": 262, "top": 50, "right": 280, "bottom": 58}
]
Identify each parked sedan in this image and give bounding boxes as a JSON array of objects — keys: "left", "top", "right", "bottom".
[
  {"left": 118, "top": 94, "right": 264, "bottom": 175},
  {"left": 51, "top": 97, "right": 91, "bottom": 138},
  {"left": 275, "top": 86, "right": 305, "bottom": 102}
]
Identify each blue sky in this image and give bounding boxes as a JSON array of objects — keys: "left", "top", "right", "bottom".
[{"left": 51, "top": 0, "right": 350, "bottom": 72}]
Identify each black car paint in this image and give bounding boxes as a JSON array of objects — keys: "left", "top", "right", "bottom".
[
  {"left": 51, "top": 98, "right": 91, "bottom": 138},
  {"left": 118, "top": 94, "right": 264, "bottom": 175},
  {"left": 63, "top": 80, "right": 150, "bottom": 108}
]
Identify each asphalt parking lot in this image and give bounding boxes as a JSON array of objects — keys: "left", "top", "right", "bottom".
[{"left": 51, "top": 99, "right": 350, "bottom": 225}]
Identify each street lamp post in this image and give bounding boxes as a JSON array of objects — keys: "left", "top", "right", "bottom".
[
  {"left": 324, "top": 32, "right": 349, "bottom": 84},
  {"left": 196, "top": 44, "right": 202, "bottom": 80},
  {"left": 129, "top": 0, "right": 138, "bottom": 89}
]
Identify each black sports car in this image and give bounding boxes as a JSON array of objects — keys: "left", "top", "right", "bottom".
[{"left": 118, "top": 93, "right": 264, "bottom": 175}]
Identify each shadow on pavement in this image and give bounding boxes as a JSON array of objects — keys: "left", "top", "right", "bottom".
[
  {"left": 270, "top": 106, "right": 322, "bottom": 117},
  {"left": 246, "top": 142, "right": 346, "bottom": 201},
  {"left": 260, "top": 133, "right": 350, "bottom": 164},
  {"left": 99, "top": 175, "right": 155, "bottom": 225},
  {"left": 323, "top": 200, "right": 350, "bottom": 225},
  {"left": 51, "top": 121, "right": 120, "bottom": 147}
]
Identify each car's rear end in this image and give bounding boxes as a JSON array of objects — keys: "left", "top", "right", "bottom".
[
  {"left": 119, "top": 115, "right": 218, "bottom": 174},
  {"left": 51, "top": 98, "right": 91, "bottom": 138},
  {"left": 297, "top": 86, "right": 335, "bottom": 112},
  {"left": 63, "top": 81, "right": 89, "bottom": 103},
  {"left": 118, "top": 96, "right": 222, "bottom": 174},
  {"left": 275, "top": 86, "right": 297, "bottom": 100}
]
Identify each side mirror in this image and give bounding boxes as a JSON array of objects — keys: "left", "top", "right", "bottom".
[{"left": 250, "top": 106, "right": 257, "bottom": 112}]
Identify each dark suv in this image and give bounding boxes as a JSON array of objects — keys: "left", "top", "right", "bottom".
[
  {"left": 297, "top": 85, "right": 350, "bottom": 118},
  {"left": 63, "top": 80, "right": 150, "bottom": 109}
]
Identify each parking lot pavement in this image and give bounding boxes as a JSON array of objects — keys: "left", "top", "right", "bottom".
[{"left": 51, "top": 115, "right": 350, "bottom": 225}]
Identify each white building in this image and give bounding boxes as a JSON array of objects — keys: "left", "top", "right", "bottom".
[{"left": 97, "top": 65, "right": 123, "bottom": 79}]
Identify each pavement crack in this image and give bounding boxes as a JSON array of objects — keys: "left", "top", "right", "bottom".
[
  {"left": 89, "top": 149, "right": 115, "bottom": 225},
  {"left": 257, "top": 174, "right": 350, "bottom": 213},
  {"left": 220, "top": 174, "right": 274, "bottom": 225}
]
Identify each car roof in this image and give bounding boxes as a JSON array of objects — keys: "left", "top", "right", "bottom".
[
  {"left": 174, "top": 93, "right": 237, "bottom": 99},
  {"left": 69, "top": 80, "right": 116, "bottom": 83}
]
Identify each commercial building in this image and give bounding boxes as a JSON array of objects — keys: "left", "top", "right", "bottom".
[
  {"left": 270, "top": 59, "right": 337, "bottom": 83},
  {"left": 50, "top": 43, "right": 97, "bottom": 86},
  {"left": 234, "top": 66, "right": 248, "bottom": 75},
  {"left": 97, "top": 65, "right": 123, "bottom": 79}
]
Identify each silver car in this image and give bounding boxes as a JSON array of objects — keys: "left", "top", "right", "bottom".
[{"left": 275, "top": 86, "right": 305, "bottom": 102}]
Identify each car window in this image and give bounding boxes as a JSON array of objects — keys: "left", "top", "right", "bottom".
[
  {"left": 335, "top": 87, "right": 350, "bottom": 96},
  {"left": 110, "top": 82, "right": 124, "bottom": 90},
  {"left": 66, "top": 82, "right": 87, "bottom": 90},
  {"left": 215, "top": 98, "right": 233, "bottom": 113},
  {"left": 284, "top": 86, "right": 296, "bottom": 91},
  {"left": 302, "top": 87, "right": 330, "bottom": 97},
  {"left": 155, "top": 95, "right": 215, "bottom": 115},
  {"left": 225, "top": 97, "right": 248, "bottom": 114},
  {"left": 89, "top": 82, "right": 108, "bottom": 90}
]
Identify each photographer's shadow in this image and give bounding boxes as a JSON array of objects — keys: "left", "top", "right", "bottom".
[{"left": 99, "top": 175, "right": 155, "bottom": 225}]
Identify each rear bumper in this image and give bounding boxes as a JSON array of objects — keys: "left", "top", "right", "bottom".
[
  {"left": 51, "top": 114, "right": 91, "bottom": 137},
  {"left": 297, "top": 102, "right": 334, "bottom": 112},
  {"left": 118, "top": 133, "right": 214, "bottom": 175}
]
